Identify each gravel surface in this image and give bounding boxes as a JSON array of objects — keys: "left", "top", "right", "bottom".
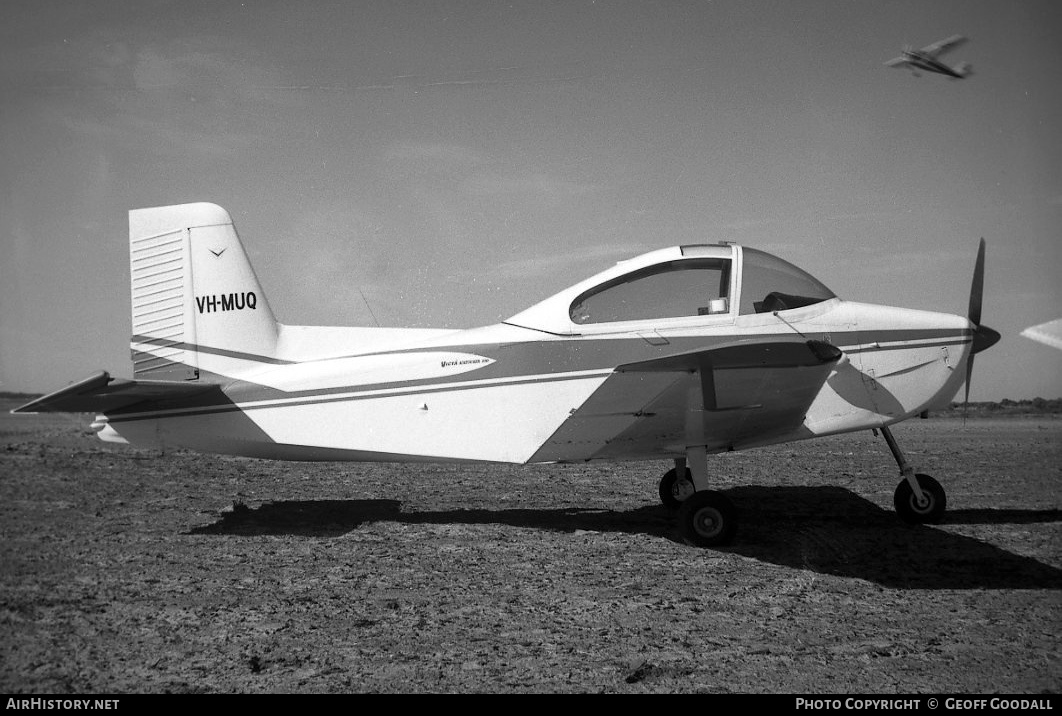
[{"left": 2, "top": 401, "right": 1060, "bottom": 693}]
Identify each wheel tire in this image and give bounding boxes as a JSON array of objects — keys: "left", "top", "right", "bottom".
[
  {"left": 659, "top": 467, "right": 696, "bottom": 510},
  {"left": 678, "top": 491, "right": 737, "bottom": 547},
  {"left": 893, "top": 473, "right": 947, "bottom": 524}
]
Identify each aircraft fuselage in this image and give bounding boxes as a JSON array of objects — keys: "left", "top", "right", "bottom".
[{"left": 98, "top": 299, "right": 974, "bottom": 464}]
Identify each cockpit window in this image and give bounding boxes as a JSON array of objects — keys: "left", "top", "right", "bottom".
[
  {"left": 740, "top": 247, "right": 836, "bottom": 315},
  {"left": 570, "top": 259, "right": 731, "bottom": 325}
]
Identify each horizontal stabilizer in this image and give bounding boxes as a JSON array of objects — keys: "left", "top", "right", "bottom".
[{"left": 11, "top": 371, "right": 219, "bottom": 414}]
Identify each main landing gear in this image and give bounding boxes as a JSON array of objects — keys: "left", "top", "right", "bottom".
[
  {"left": 659, "top": 426, "right": 947, "bottom": 548},
  {"left": 878, "top": 425, "right": 947, "bottom": 524},
  {"left": 659, "top": 450, "right": 737, "bottom": 548}
]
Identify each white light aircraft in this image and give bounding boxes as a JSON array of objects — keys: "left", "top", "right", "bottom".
[
  {"left": 14, "top": 203, "right": 1001, "bottom": 546},
  {"left": 885, "top": 35, "right": 972, "bottom": 79}
]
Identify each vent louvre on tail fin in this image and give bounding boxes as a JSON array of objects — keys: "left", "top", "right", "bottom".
[{"left": 130, "top": 229, "right": 196, "bottom": 379}]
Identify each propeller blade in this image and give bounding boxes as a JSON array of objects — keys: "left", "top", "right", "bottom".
[
  {"left": 961, "top": 239, "right": 999, "bottom": 420},
  {"left": 964, "top": 240, "right": 985, "bottom": 418},
  {"left": 968, "top": 237, "right": 985, "bottom": 327}
]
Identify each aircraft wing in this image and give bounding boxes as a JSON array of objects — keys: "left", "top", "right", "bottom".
[
  {"left": 11, "top": 370, "right": 220, "bottom": 414},
  {"left": 884, "top": 56, "right": 909, "bottom": 67},
  {"left": 530, "top": 339, "right": 843, "bottom": 462},
  {"left": 921, "top": 34, "right": 966, "bottom": 56}
]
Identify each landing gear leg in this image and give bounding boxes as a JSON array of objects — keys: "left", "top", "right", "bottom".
[
  {"left": 675, "top": 445, "right": 737, "bottom": 547},
  {"left": 879, "top": 425, "right": 946, "bottom": 524}
]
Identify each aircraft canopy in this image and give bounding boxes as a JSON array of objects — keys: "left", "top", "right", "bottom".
[{"left": 505, "top": 244, "right": 836, "bottom": 334}]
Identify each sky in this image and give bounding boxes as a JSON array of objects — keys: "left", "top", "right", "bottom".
[{"left": 1, "top": 0, "right": 1060, "bottom": 401}]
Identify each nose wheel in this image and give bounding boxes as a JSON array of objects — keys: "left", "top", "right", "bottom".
[
  {"left": 894, "top": 473, "right": 947, "bottom": 524},
  {"left": 879, "top": 425, "right": 947, "bottom": 524}
]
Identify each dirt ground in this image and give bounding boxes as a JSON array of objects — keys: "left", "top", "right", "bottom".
[{"left": 1, "top": 399, "right": 1059, "bottom": 694}]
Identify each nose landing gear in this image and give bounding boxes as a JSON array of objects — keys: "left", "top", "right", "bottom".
[{"left": 879, "top": 425, "right": 947, "bottom": 524}]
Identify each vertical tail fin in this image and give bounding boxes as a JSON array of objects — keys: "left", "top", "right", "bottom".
[{"left": 129, "top": 202, "right": 279, "bottom": 381}]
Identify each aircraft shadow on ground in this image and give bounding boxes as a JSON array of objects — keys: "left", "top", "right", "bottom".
[{"left": 189, "top": 486, "right": 1062, "bottom": 590}]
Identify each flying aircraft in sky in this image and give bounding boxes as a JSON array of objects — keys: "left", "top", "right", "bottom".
[
  {"left": 14, "top": 203, "right": 1001, "bottom": 547},
  {"left": 885, "top": 35, "right": 972, "bottom": 78}
]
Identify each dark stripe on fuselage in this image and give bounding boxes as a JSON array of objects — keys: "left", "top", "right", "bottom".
[
  {"left": 843, "top": 337, "right": 971, "bottom": 354},
  {"left": 113, "top": 327, "right": 971, "bottom": 422},
  {"left": 107, "top": 369, "right": 610, "bottom": 423},
  {"left": 131, "top": 334, "right": 295, "bottom": 365}
]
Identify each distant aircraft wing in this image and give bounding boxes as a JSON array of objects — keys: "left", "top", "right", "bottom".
[
  {"left": 884, "top": 56, "right": 909, "bottom": 67},
  {"left": 921, "top": 35, "right": 966, "bottom": 56},
  {"left": 11, "top": 370, "right": 220, "bottom": 414},
  {"left": 1020, "top": 318, "right": 1062, "bottom": 351},
  {"left": 530, "top": 339, "right": 843, "bottom": 462}
]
